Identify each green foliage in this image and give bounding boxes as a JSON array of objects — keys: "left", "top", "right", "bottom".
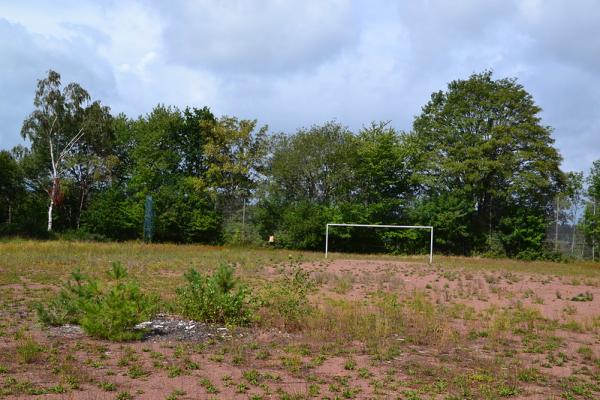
[
  {"left": 19, "top": 69, "right": 114, "bottom": 231},
  {"left": 15, "top": 337, "right": 45, "bottom": 364},
  {"left": 498, "top": 210, "right": 547, "bottom": 259},
  {"left": 35, "top": 268, "right": 99, "bottom": 326},
  {"left": 256, "top": 122, "right": 357, "bottom": 248},
  {"left": 176, "top": 263, "right": 253, "bottom": 325},
  {"left": 571, "top": 292, "right": 593, "bottom": 302},
  {"left": 409, "top": 71, "right": 564, "bottom": 256},
  {"left": 259, "top": 259, "right": 315, "bottom": 330},
  {"left": 275, "top": 202, "right": 338, "bottom": 249},
  {"left": 222, "top": 218, "right": 262, "bottom": 246},
  {"left": 0, "top": 150, "right": 24, "bottom": 224},
  {"left": 409, "top": 193, "right": 475, "bottom": 254},
  {"left": 36, "top": 262, "right": 158, "bottom": 341},
  {"left": 582, "top": 160, "right": 600, "bottom": 252},
  {"left": 3, "top": 70, "right": 592, "bottom": 261},
  {"left": 81, "top": 188, "right": 143, "bottom": 240}
]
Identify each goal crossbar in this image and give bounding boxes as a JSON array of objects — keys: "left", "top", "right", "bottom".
[{"left": 325, "top": 223, "right": 434, "bottom": 263}]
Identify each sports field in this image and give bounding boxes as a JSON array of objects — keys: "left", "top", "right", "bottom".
[{"left": 1, "top": 241, "right": 599, "bottom": 399}]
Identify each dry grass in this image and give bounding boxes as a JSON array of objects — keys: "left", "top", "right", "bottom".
[{"left": 1, "top": 239, "right": 600, "bottom": 399}]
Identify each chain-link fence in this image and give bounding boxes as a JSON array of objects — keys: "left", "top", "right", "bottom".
[{"left": 544, "top": 223, "right": 596, "bottom": 260}]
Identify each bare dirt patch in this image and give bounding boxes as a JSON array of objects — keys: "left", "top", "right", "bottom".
[{"left": 1, "top": 248, "right": 600, "bottom": 399}]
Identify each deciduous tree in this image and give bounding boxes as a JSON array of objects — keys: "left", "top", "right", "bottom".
[{"left": 409, "top": 71, "right": 564, "bottom": 256}]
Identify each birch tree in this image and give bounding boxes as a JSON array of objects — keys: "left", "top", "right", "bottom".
[{"left": 21, "top": 70, "right": 90, "bottom": 231}]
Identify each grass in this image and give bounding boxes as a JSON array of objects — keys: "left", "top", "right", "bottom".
[
  {"left": 1, "top": 239, "right": 600, "bottom": 399},
  {"left": 15, "top": 336, "right": 45, "bottom": 364}
]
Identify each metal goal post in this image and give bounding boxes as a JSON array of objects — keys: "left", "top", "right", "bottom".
[{"left": 325, "top": 223, "right": 434, "bottom": 263}]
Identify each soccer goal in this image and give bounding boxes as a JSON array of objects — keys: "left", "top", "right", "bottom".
[{"left": 325, "top": 223, "right": 434, "bottom": 263}]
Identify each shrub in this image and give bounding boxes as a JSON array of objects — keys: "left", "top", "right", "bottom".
[
  {"left": 222, "top": 219, "right": 263, "bottom": 246},
  {"left": 176, "top": 263, "right": 252, "bottom": 325},
  {"left": 35, "top": 269, "right": 100, "bottom": 326},
  {"left": 258, "top": 259, "right": 315, "bottom": 330},
  {"left": 36, "top": 263, "right": 158, "bottom": 341}
]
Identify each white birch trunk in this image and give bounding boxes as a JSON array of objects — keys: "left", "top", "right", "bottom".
[
  {"left": 47, "top": 199, "right": 54, "bottom": 231},
  {"left": 48, "top": 131, "right": 57, "bottom": 232}
]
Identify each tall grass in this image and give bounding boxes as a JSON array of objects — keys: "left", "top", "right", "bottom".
[{"left": 304, "top": 291, "right": 455, "bottom": 351}]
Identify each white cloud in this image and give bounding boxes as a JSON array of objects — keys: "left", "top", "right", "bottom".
[
  {"left": 0, "top": 0, "right": 599, "bottom": 173},
  {"left": 159, "top": 0, "right": 357, "bottom": 74},
  {"left": 0, "top": 17, "right": 115, "bottom": 148}
]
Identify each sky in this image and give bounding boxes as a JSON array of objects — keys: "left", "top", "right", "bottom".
[{"left": 0, "top": 0, "right": 598, "bottom": 173}]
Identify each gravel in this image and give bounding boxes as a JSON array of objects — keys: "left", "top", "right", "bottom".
[
  {"left": 134, "top": 314, "right": 236, "bottom": 342},
  {"left": 49, "top": 314, "right": 239, "bottom": 342}
]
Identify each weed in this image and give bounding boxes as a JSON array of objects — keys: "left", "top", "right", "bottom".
[
  {"left": 562, "top": 320, "right": 584, "bottom": 332},
  {"left": 358, "top": 367, "right": 372, "bottom": 379},
  {"left": 127, "top": 364, "right": 148, "bottom": 379},
  {"left": 258, "top": 260, "right": 315, "bottom": 330},
  {"left": 99, "top": 381, "right": 117, "bottom": 391},
  {"left": 497, "top": 385, "right": 519, "bottom": 397},
  {"left": 344, "top": 358, "right": 356, "bottom": 370},
  {"left": 232, "top": 352, "right": 246, "bottom": 365},
  {"left": 243, "top": 369, "right": 262, "bottom": 385},
  {"left": 200, "top": 377, "right": 219, "bottom": 394},
  {"left": 310, "top": 354, "right": 326, "bottom": 367},
  {"left": 116, "top": 391, "right": 134, "bottom": 400},
  {"left": 571, "top": 292, "right": 593, "bottom": 302},
  {"left": 563, "top": 305, "right": 577, "bottom": 315},
  {"left": 517, "top": 368, "right": 542, "bottom": 383},
  {"left": 236, "top": 382, "right": 249, "bottom": 393},
  {"left": 166, "top": 389, "right": 186, "bottom": 400},
  {"left": 332, "top": 272, "right": 355, "bottom": 294},
  {"left": 577, "top": 346, "right": 594, "bottom": 361},
  {"left": 167, "top": 365, "right": 183, "bottom": 378},
  {"left": 256, "top": 349, "right": 271, "bottom": 360},
  {"left": 281, "top": 355, "right": 303, "bottom": 374},
  {"left": 16, "top": 336, "right": 44, "bottom": 364},
  {"left": 221, "top": 374, "right": 233, "bottom": 387},
  {"left": 185, "top": 360, "right": 200, "bottom": 370}
]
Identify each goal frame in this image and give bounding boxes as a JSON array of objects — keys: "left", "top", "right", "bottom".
[{"left": 325, "top": 223, "right": 434, "bottom": 263}]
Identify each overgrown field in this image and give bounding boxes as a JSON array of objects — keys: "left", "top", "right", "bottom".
[{"left": 1, "top": 241, "right": 600, "bottom": 399}]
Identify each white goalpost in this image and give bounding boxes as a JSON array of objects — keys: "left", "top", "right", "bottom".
[{"left": 325, "top": 223, "right": 434, "bottom": 263}]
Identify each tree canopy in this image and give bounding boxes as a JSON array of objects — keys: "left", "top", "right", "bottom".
[{"left": 2, "top": 69, "right": 596, "bottom": 261}]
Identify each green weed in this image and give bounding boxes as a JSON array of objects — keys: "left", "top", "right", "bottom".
[{"left": 176, "top": 263, "right": 252, "bottom": 325}]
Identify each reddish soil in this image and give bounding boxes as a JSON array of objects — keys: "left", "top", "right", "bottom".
[{"left": 1, "top": 259, "right": 599, "bottom": 399}]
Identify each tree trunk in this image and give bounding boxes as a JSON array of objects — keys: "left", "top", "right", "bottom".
[
  {"left": 7, "top": 204, "right": 11, "bottom": 225},
  {"left": 77, "top": 185, "right": 86, "bottom": 229},
  {"left": 571, "top": 209, "right": 577, "bottom": 255},
  {"left": 554, "top": 196, "right": 559, "bottom": 252},
  {"left": 47, "top": 199, "right": 54, "bottom": 231},
  {"left": 47, "top": 176, "right": 58, "bottom": 232}
]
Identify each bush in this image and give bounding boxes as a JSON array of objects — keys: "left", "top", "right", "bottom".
[
  {"left": 176, "top": 263, "right": 252, "bottom": 325},
  {"left": 35, "top": 268, "right": 99, "bottom": 326},
  {"left": 36, "top": 263, "right": 158, "bottom": 341},
  {"left": 222, "top": 219, "right": 263, "bottom": 246},
  {"left": 258, "top": 258, "right": 315, "bottom": 330}
]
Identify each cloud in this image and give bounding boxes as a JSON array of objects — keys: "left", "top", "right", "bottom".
[
  {"left": 0, "top": 0, "right": 599, "bottom": 174},
  {"left": 0, "top": 18, "right": 115, "bottom": 148},
  {"left": 158, "top": 0, "right": 358, "bottom": 74},
  {"left": 517, "top": 0, "right": 600, "bottom": 73}
]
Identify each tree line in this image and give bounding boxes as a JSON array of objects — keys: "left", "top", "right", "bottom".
[{"left": 1, "top": 70, "right": 599, "bottom": 260}]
